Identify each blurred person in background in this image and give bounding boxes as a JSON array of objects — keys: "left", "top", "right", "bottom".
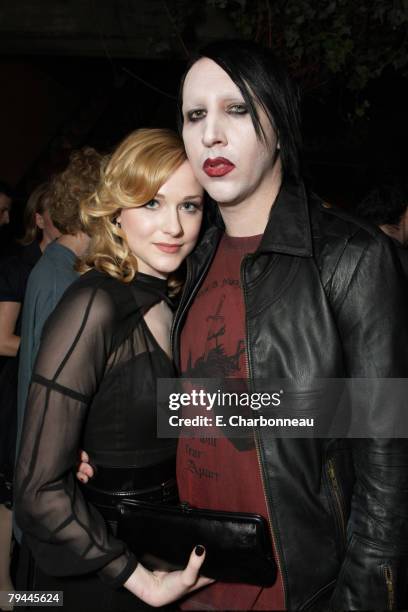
[
  {"left": 356, "top": 175, "right": 408, "bottom": 277},
  {"left": 16, "top": 148, "right": 104, "bottom": 492},
  {"left": 0, "top": 182, "right": 59, "bottom": 602},
  {"left": 0, "top": 181, "right": 12, "bottom": 228},
  {"left": 0, "top": 181, "right": 14, "bottom": 262}
]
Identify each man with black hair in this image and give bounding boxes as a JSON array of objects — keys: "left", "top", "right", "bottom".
[
  {"left": 356, "top": 176, "right": 408, "bottom": 277},
  {"left": 174, "top": 41, "right": 408, "bottom": 611}
]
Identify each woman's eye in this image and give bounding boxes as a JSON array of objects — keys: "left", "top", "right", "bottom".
[
  {"left": 187, "top": 109, "right": 206, "bottom": 122},
  {"left": 228, "top": 104, "right": 248, "bottom": 115},
  {"left": 180, "top": 201, "right": 200, "bottom": 213},
  {"left": 144, "top": 199, "right": 160, "bottom": 210}
]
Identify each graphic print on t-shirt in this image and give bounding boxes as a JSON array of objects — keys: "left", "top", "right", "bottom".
[
  {"left": 183, "top": 291, "right": 246, "bottom": 378},
  {"left": 182, "top": 236, "right": 259, "bottom": 458},
  {"left": 181, "top": 235, "right": 263, "bottom": 449}
]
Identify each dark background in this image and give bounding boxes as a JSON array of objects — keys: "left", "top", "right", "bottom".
[{"left": 0, "top": 0, "right": 406, "bottom": 240}]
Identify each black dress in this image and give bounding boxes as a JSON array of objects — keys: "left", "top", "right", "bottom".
[
  {"left": 0, "top": 241, "right": 41, "bottom": 506},
  {"left": 14, "top": 269, "right": 177, "bottom": 611}
]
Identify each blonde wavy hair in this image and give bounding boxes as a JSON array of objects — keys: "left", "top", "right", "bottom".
[{"left": 79, "top": 128, "right": 187, "bottom": 284}]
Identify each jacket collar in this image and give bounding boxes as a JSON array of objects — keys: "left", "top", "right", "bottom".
[
  {"left": 257, "top": 179, "right": 313, "bottom": 257},
  {"left": 208, "top": 178, "right": 313, "bottom": 257}
]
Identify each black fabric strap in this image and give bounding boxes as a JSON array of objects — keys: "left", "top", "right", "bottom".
[{"left": 32, "top": 374, "right": 91, "bottom": 404}]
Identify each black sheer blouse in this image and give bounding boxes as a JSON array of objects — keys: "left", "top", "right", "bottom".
[{"left": 15, "top": 269, "right": 176, "bottom": 588}]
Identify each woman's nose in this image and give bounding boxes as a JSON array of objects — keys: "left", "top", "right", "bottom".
[{"left": 162, "top": 208, "right": 183, "bottom": 236}]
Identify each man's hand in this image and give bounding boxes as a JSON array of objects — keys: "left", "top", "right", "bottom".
[
  {"left": 124, "top": 545, "right": 214, "bottom": 607},
  {"left": 76, "top": 450, "right": 95, "bottom": 483}
]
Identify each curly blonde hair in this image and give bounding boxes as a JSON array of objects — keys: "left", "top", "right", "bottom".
[
  {"left": 49, "top": 147, "right": 105, "bottom": 235},
  {"left": 79, "top": 128, "right": 187, "bottom": 283}
]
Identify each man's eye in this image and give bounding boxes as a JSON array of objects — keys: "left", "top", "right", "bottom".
[
  {"left": 228, "top": 104, "right": 248, "bottom": 115},
  {"left": 187, "top": 109, "right": 206, "bottom": 122},
  {"left": 144, "top": 199, "right": 160, "bottom": 209}
]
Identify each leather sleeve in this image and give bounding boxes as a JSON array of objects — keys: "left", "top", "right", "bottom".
[{"left": 328, "top": 231, "right": 408, "bottom": 610}]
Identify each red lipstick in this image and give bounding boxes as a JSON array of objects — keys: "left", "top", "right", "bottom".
[{"left": 203, "top": 157, "right": 235, "bottom": 177}]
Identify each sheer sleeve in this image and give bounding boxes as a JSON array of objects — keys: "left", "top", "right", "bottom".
[{"left": 14, "top": 282, "right": 137, "bottom": 588}]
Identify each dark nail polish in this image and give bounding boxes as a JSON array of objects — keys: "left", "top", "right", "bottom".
[{"left": 195, "top": 545, "right": 205, "bottom": 557}]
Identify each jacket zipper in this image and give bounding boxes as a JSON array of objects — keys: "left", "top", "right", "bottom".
[
  {"left": 327, "top": 458, "right": 346, "bottom": 544},
  {"left": 241, "top": 255, "right": 288, "bottom": 606},
  {"left": 383, "top": 564, "right": 395, "bottom": 610}
]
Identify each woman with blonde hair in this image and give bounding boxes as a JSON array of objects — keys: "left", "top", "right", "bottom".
[{"left": 15, "top": 128, "right": 210, "bottom": 611}]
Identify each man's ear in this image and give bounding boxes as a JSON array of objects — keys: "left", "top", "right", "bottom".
[{"left": 35, "top": 212, "right": 45, "bottom": 229}]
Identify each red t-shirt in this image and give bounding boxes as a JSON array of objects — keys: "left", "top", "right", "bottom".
[{"left": 178, "top": 234, "right": 285, "bottom": 611}]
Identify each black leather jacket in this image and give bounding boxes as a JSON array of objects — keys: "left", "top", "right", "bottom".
[{"left": 171, "top": 180, "right": 408, "bottom": 611}]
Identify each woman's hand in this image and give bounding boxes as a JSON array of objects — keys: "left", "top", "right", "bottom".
[
  {"left": 76, "top": 452, "right": 215, "bottom": 605},
  {"left": 76, "top": 450, "right": 94, "bottom": 484},
  {"left": 124, "top": 545, "right": 214, "bottom": 607}
]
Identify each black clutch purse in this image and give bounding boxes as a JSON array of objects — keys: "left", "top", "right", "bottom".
[{"left": 116, "top": 499, "right": 276, "bottom": 586}]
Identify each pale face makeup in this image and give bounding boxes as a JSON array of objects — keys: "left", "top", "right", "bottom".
[
  {"left": 118, "top": 160, "right": 203, "bottom": 279},
  {"left": 181, "top": 58, "right": 281, "bottom": 214}
]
